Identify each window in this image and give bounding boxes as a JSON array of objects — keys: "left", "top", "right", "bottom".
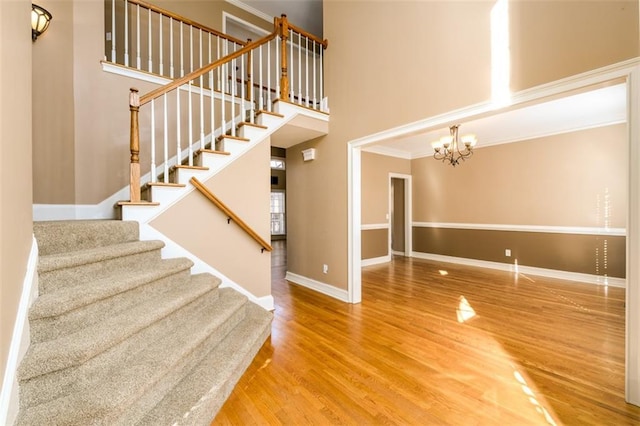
[
  {"left": 270, "top": 158, "right": 285, "bottom": 170},
  {"left": 270, "top": 191, "right": 286, "bottom": 235}
]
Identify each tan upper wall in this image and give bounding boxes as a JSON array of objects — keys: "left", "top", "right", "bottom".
[
  {"left": 361, "top": 152, "right": 410, "bottom": 224},
  {"left": 286, "top": 1, "right": 638, "bottom": 290},
  {"left": 412, "top": 124, "right": 627, "bottom": 228},
  {"left": 1, "top": 0, "right": 33, "bottom": 391}
]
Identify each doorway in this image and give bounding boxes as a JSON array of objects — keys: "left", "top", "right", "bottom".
[{"left": 389, "top": 174, "right": 412, "bottom": 257}]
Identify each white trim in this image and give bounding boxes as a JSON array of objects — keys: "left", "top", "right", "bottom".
[
  {"left": 348, "top": 145, "right": 362, "bottom": 304},
  {"left": 0, "top": 237, "right": 39, "bottom": 426},
  {"left": 139, "top": 224, "right": 274, "bottom": 311},
  {"left": 363, "top": 145, "right": 413, "bottom": 160},
  {"left": 361, "top": 255, "right": 391, "bottom": 267},
  {"left": 626, "top": 63, "right": 640, "bottom": 404},
  {"left": 223, "top": 11, "right": 270, "bottom": 38},
  {"left": 284, "top": 271, "right": 350, "bottom": 303},
  {"left": 347, "top": 58, "right": 640, "bottom": 404},
  {"left": 412, "top": 222, "right": 626, "bottom": 237},
  {"left": 392, "top": 250, "right": 406, "bottom": 256},
  {"left": 411, "top": 251, "right": 626, "bottom": 288},
  {"left": 361, "top": 223, "right": 388, "bottom": 230},
  {"left": 224, "top": 0, "right": 272, "bottom": 24},
  {"left": 101, "top": 61, "right": 171, "bottom": 85}
]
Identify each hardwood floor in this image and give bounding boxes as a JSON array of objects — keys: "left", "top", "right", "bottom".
[{"left": 212, "top": 241, "right": 640, "bottom": 425}]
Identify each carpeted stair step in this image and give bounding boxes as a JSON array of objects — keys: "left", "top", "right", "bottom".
[
  {"left": 34, "top": 220, "right": 140, "bottom": 256},
  {"left": 17, "top": 287, "right": 248, "bottom": 425},
  {"left": 38, "top": 239, "right": 165, "bottom": 293},
  {"left": 29, "top": 257, "right": 196, "bottom": 343},
  {"left": 139, "top": 302, "right": 273, "bottom": 425},
  {"left": 18, "top": 272, "right": 217, "bottom": 383}
]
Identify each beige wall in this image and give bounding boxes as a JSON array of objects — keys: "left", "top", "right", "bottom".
[
  {"left": 1, "top": 0, "right": 33, "bottom": 390},
  {"left": 412, "top": 125, "right": 627, "bottom": 228},
  {"left": 151, "top": 140, "right": 271, "bottom": 298},
  {"left": 361, "top": 152, "right": 410, "bottom": 224},
  {"left": 286, "top": 1, "right": 637, "bottom": 292}
]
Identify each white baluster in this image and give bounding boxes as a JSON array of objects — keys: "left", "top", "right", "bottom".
[
  {"left": 189, "top": 25, "right": 193, "bottom": 74},
  {"left": 258, "top": 44, "right": 263, "bottom": 111},
  {"left": 305, "top": 36, "right": 309, "bottom": 107},
  {"left": 169, "top": 18, "right": 174, "bottom": 78},
  {"left": 136, "top": 5, "right": 140, "bottom": 69},
  {"left": 176, "top": 89, "right": 181, "bottom": 167},
  {"left": 267, "top": 39, "right": 272, "bottom": 111},
  {"left": 276, "top": 35, "right": 280, "bottom": 104},
  {"left": 214, "top": 70, "right": 216, "bottom": 149},
  {"left": 231, "top": 56, "right": 236, "bottom": 136},
  {"left": 123, "top": 0, "right": 129, "bottom": 66},
  {"left": 217, "top": 37, "right": 221, "bottom": 91},
  {"left": 249, "top": 47, "right": 255, "bottom": 122},
  {"left": 180, "top": 22, "right": 184, "bottom": 77},
  {"left": 298, "top": 32, "right": 302, "bottom": 105},
  {"left": 158, "top": 14, "right": 163, "bottom": 76},
  {"left": 111, "top": 0, "right": 116, "bottom": 62},
  {"left": 199, "top": 29, "right": 204, "bottom": 149},
  {"left": 188, "top": 81, "right": 193, "bottom": 166},
  {"left": 147, "top": 8, "right": 152, "bottom": 72},
  {"left": 289, "top": 30, "right": 294, "bottom": 102},
  {"left": 150, "top": 99, "right": 156, "bottom": 183},
  {"left": 320, "top": 46, "right": 324, "bottom": 111},
  {"left": 313, "top": 40, "right": 317, "bottom": 110},
  {"left": 163, "top": 93, "right": 168, "bottom": 182},
  {"left": 221, "top": 57, "right": 226, "bottom": 143},
  {"left": 240, "top": 52, "right": 245, "bottom": 123}
]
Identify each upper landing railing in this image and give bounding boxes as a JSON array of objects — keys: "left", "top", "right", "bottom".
[{"left": 118, "top": 6, "right": 328, "bottom": 203}]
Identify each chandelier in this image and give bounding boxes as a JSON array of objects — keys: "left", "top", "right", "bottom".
[{"left": 431, "top": 124, "right": 477, "bottom": 167}]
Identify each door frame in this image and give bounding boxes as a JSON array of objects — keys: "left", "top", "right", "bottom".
[{"left": 388, "top": 173, "right": 412, "bottom": 257}]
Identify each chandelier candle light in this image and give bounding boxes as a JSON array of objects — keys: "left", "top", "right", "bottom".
[{"left": 431, "top": 124, "right": 477, "bottom": 167}]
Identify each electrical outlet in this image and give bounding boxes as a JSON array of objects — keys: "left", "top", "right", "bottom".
[
  {"left": 323, "top": 264, "right": 329, "bottom": 274},
  {"left": 505, "top": 249, "right": 511, "bottom": 257}
]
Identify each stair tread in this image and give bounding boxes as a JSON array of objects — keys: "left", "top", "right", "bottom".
[
  {"left": 30, "top": 257, "right": 196, "bottom": 320},
  {"left": 146, "top": 182, "right": 187, "bottom": 188},
  {"left": 172, "top": 165, "right": 209, "bottom": 170},
  {"left": 38, "top": 240, "right": 165, "bottom": 273},
  {"left": 256, "top": 109, "right": 285, "bottom": 118},
  {"left": 18, "top": 288, "right": 248, "bottom": 424},
  {"left": 138, "top": 302, "right": 273, "bottom": 425},
  {"left": 217, "top": 134, "right": 250, "bottom": 142},
  {"left": 197, "top": 148, "right": 231, "bottom": 156},
  {"left": 238, "top": 121, "right": 268, "bottom": 130},
  {"left": 18, "top": 273, "right": 218, "bottom": 382},
  {"left": 34, "top": 220, "right": 140, "bottom": 256}
]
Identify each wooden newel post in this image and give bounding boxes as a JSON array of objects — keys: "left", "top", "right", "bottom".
[
  {"left": 129, "top": 88, "right": 141, "bottom": 202},
  {"left": 279, "top": 14, "right": 289, "bottom": 101},
  {"left": 246, "top": 38, "right": 253, "bottom": 101}
]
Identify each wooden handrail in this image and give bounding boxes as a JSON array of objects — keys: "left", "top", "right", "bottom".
[
  {"left": 139, "top": 31, "right": 278, "bottom": 106},
  {"left": 286, "top": 19, "right": 328, "bottom": 49},
  {"left": 190, "top": 177, "right": 273, "bottom": 252},
  {"left": 126, "top": 0, "right": 246, "bottom": 46}
]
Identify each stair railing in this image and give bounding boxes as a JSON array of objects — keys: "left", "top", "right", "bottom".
[
  {"left": 106, "top": 0, "right": 246, "bottom": 79},
  {"left": 126, "top": 14, "right": 328, "bottom": 203},
  {"left": 190, "top": 177, "right": 273, "bottom": 252}
]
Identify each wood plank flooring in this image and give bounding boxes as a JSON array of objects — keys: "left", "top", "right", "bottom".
[{"left": 212, "top": 241, "right": 640, "bottom": 425}]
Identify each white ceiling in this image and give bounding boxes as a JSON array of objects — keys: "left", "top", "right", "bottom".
[
  {"left": 364, "top": 83, "right": 627, "bottom": 159},
  {"left": 233, "top": 0, "right": 323, "bottom": 38}
]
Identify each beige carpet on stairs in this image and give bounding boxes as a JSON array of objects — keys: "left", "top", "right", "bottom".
[{"left": 15, "top": 220, "right": 272, "bottom": 425}]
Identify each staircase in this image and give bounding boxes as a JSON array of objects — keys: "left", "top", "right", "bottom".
[{"left": 15, "top": 220, "right": 272, "bottom": 425}]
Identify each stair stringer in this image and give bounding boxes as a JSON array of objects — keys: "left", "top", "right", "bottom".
[{"left": 121, "top": 102, "right": 328, "bottom": 310}]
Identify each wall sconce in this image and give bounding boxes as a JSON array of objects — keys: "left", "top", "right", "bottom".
[
  {"left": 302, "top": 148, "right": 316, "bottom": 162},
  {"left": 31, "top": 4, "right": 52, "bottom": 42}
]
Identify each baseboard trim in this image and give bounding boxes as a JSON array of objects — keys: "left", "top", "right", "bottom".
[
  {"left": 411, "top": 251, "right": 626, "bottom": 287},
  {"left": 0, "top": 236, "right": 39, "bottom": 426},
  {"left": 33, "top": 186, "right": 128, "bottom": 221},
  {"left": 284, "top": 271, "right": 350, "bottom": 303},
  {"left": 139, "top": 224, "right": 275, "bottom": 311},
  {"left": 361, "top": 255, "right": 391, "bottom": 266}
]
